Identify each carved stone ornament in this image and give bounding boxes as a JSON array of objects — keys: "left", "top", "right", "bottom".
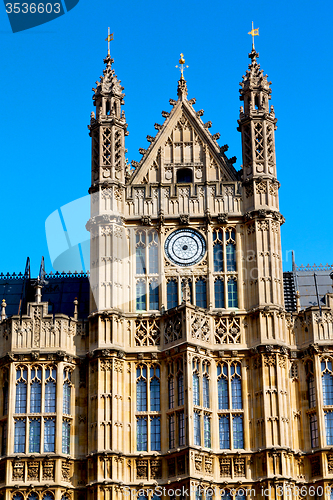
[
  {"left": 179, "top": 214, "right": 189, "bottom": 225},
  {"left": 12, "top": 461, "right": 24, "bottom": 480},
  {"left": 217, "top": 213, "right": 228, "bottom": 224}
]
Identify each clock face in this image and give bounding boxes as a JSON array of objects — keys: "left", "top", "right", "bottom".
[{"left": 164, "top": 229, "right": 206, "bottom": 267}]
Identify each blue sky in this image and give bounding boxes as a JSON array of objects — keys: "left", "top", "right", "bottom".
[{"left": 0, "top": 0, "right": 332, "bottom": 276}]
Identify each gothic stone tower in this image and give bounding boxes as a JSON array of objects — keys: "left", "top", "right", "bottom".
[
  {"left": 2, "top": 44, "right": 333, "bottom": 500},
  {"left": 84, "top": 46, "right": 299, "bottom": 500}
]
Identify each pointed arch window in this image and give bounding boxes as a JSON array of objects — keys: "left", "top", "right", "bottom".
[
  {"left": 27, "top": 494, "right": 38, "bottom": 500},
  {"left": 63, "top": 369, "right": 72, "bottom": 415},
  {"left": 168, "top": 375, "right": 175, "bottom": 409},
  {"left": 15, "top": 367, "right": 27, "bottom": 414},
  {"left": 148, "top": 230, "right": 158, "bottom": 274},
  {"left": 136, "top": 231, "right": 146, "bottom": 274},
  {"left": 45, "top": 367, "right": 57, "bottom": 413},
  {"left": 177, "top": 361, "right": 184, "bottom": 406},
  {"left": 30, "top": 367, "right": 42, "bottom": 413},
  {"left": 169, "top": 414, "right": 175, "bottom": 449},
  {"left": 226, "top": 229, "right": 236, "bottom": 271},
  {"left": 325, "top": 411, "right": 333, "bottom": 445},
  {"left": 322, "top": 360, "right": 333, "bottom": 405},
  {"left": 136, "top": 365, "right": 147, "bottom": 411},
  {"left": 150, "top": 365, "right": 160, "bottom": 411},
  {"left": 217, "top": 363, "right": 229, "bottom": 409},
  {"left": 202, "top": 363, "right": 210, "bottom": 408},
  {"left": 213, "top": 229, "right": 224, "bottom": 272},
  {"left": 193, "top": 359, "right": 200, "bottom": 406},
  {"left": 195, "top": 278, "right": 207, "bottom": 309},
  {"left": 306, "top": 360, "right": 316, "bottom": 408},
  {"left": 231, "top": 362, "right": 242, "bottom": 409},
  {"left": 167, "top": 279, "right": 178, "bottom": 310},
  {"left": 217, "top": 361, "right": 244, "bottom": 449}
]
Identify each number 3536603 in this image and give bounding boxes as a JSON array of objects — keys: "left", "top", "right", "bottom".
[{"left": 5, "top": 3, "right": 61, "bottom": 13}]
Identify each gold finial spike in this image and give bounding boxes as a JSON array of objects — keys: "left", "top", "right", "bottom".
[
  {"left": 105, "top": 27, "right": 114, "bottom": 55},
  {"left": 248, "top": 21, "right": 259, "bottom": 50},
  {"left": 175, "top": 53, "right": 189, "bottom": 80}
]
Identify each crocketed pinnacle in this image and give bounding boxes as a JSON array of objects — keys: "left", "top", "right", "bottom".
[
  {"left": 239, "top": 48, "right": 271, "bottom": 94},
  {"left": 92, "top": 53, "right": 125, "bottom": 99},
  {"left": 177, "top": 76, "right": 188, "bottom": 101}
]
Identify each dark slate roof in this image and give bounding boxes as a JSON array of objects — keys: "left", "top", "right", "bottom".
[
  {"left": 0, "top": 272, "right": 90, "bottom": 319},
  {"left": 284, "top": 264, "right": 333, "bottom": 313}
]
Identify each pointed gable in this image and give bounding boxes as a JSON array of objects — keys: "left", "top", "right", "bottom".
[{"left": 128, "top": 79, "right": 238, "bottom": 186}]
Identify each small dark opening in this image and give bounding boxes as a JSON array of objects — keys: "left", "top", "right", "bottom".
[
  {"left": 177, "top": 168, "right": 193, "bottom": 183},
  {"left": 106, "top": 101, "right": 111, "bottom": 115},
  {"left": 255, "top": 95, "right": 260, "bottom": 109}
]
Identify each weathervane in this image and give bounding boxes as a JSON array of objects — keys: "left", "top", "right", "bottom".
[
  {"left": 105, "top": 27, "right": 114, "bottom": 55},
  {"left": 248, "top": 21, "right": 259, "bottom": 49},
  {"left": 175, "top": 53, "right": 189, "bottom": 80}
]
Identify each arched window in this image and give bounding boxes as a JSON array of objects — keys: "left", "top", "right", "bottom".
[
  {"left": 213, "top": 229, "right": 224, "bottom": 272},
  {"left": 30, "top": 367, "right": 41, "bottom": 413},
  {"left": 168, "top": 376, "right": 174, "bottom": 409},
  {"left": 45, "top": 367, "right": 56, "bottom": 413},
  {"left": 151, "top": 416, "right": 161, "bottom": 451},
  {"left": 176, "top": 168, "right": 192, "bottom": 183},
  {"left": 195, "top": 278, "right": 207, "bottom": 308},
  {"left": 15, "top": 367, "right": 27, "bottom": 413},
  {"left": 28, "top": 492, "right": 39, "bottom": 500},
  {"left": 228, "top": 278, "right": 238, "bottom": 308},
  {"left": 202, "top": 363, "right": 210, "bottom": 408},
  {"left": 306, "top": 360, "right": 316, "bottom": 408},
  {"left": 193, "top": 373, "right": 200, "bottom": 406},
  {"left": 217, "top": 363, "right": 229, "bottom": 409},
  {"left": 13, "top": 494, "right": 24, "bottom": 500},
  {"left": 214, "top": 277, "right": 225, "bottom": 308},
  {"left": 148, "top": 230, "right": 158, "bottom": 274},
  {"left": 136, "top": 280, "right": 146, "bottom": 311},
  {"left": 322, "top": 360, "right": 333, "bottom": 405},
  {"left": 43, "top": 493, "right": 54, "bottom": 500},
  {"left": 150, "top": 366, "right": 160, "bottom": 411},
  {"left": 136, "top": 231, "right": 146, "bottom": 274},
  {"left": 63, "top": 382, "right": 71, "bottom": 415},
  {"left": 44, "top": 418, "right": 55, "bottom": 452},
  {"left": 231, "top": 362, "right": 242, "bottom": 409},
  {"left": 167, "top": 279, "right": 178, "bottom": 309},
  {"left": 177, "top": 372, "right": 184, "bottom": 406},
  {"left": 136, "top": 365, "right": 147, "bottom": 411},
  {"left": 226, "top": 229, "right": 236, "bottom": 271}
]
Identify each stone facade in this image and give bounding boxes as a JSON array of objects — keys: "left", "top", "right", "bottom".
[{"left": 0, "top": 47, "right": 333, "bottom": 500}]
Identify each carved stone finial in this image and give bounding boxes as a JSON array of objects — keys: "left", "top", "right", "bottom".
[
  {"left": 182, "top": 280, "right": 191, "bottom": 304},
  {"left": 177, "top": 78, "right": 188, "bottom": 100},
  {"left": 1, "top": 299, "right": 6, "bottom": 322},
  {"left": 73, "top": 298, "right": 78, "bottom": 320}
]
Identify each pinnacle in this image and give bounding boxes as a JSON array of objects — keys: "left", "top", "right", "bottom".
[
  {"left": 92, "top": 53, "right": 125, "bottom": 99},
  {"left": 177, "top": 77, "right": 188, "bottom": 100}
]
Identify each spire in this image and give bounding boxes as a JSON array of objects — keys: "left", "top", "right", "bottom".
[
  {"left": 92, "top": 53, "right": 125, "bottom": 103},
  {"left": 176, "top": 53, "right": 188, "bottom": 101},
  {"left": 239, "top": 49, "right": 274, "bottom": 117},
  {"left": 89, "top": 44, "right": 128, "bottom": 187}
]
